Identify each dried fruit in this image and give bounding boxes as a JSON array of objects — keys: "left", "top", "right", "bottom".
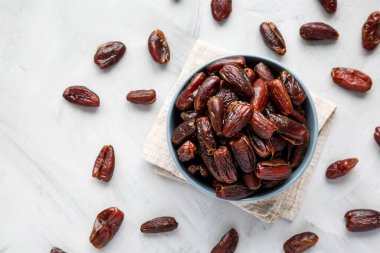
[
  {"left": 261, "top": 179, "right": 286, "bottom": 190},
  {"left": 250, "top": 78, "right": 269, "bottom": 112},
  {"left": 331, "top": 68, "right": 372, "bottom": 92},
  {"left": 374, "top": 127, "right": 380, "bottom": 147},
  {"left": 90, "top": 207, "right": 124, "bottom": 249},
  {"left": 326, "top": 158, "right": 359, "bottom": 179},
  {"left": 206, "top": 56, "right": 246, "bottom": 75},
  {"left": 177, "top": 141, "right": 197, "bottom": 162},
  {"left": 248, "top": 133, "right": 274, "bottom": 158},
  {"left": 279, "top": 71, "right": 306, "bottom": 106},
  {"left": 229, "top": 134, "right": 256, "bottom": 173},
  {"left": 220, "top": 64, "right": 253, "bottom": 97},
  {"left": 283, "top": 232, "right": 319, "bottom": 253},
  {"left": 242, "top": 172, "right": 262, "bottom": 190},
  {"left": 171, "top": 119, "right": 196, "bottom": 146},
  {"left": 200, "top": 150, "right": 224, "bottom": 182},
  {"left": 208, "top": 96, "right": 224, "bottom": 136},
  {"left": 62, "top": 86, "right": 100, "bottom": 107},
  {"left": 197, "top": 117, "right": 217, "bottom": 156},
  {"left": 362, "top": 11, "right": 380, "bottom": 50},
  {"left": 51, "top": 248, "right": 66, "bottom": 253},
  {"left": 92, "top": 145, "right": 115, "bottom": 182},
  {"left": 140, "top": 216, "right": 178, "bottom": 233},
  {"left": 94, "top": 41, "right": 126, "bottom": 69},
  {"left": 223, "top": 101, "right": 252, "bottom": 137},
  {"left": 268, "top": 79, "right": 293, "bottom": 116},
  {"left": 126, "top": 89, "right": 156, "bottom": 104},
  {"left": 188, "top": 164, "right": 209, "bottom": 177},
  {"left": 288, "top": 110, "right": 307, "bottom": 125},
  {"left": 215, "top": 88, "right": 239, "bottom": 107},
  {"left": 260, "top": 22, "right": 286, "bottom": 56},
  {"left": 271, "top": 134, "right": 288, "bottom": 152},
  {"left": 180, "top": 111, "right": 199, "bottom": 121},
  {"left": 194, "top": 76, "right": 220, "bottom": 112},
  {"left": 214, "top": 146, "right": 238, "bottom": 184},
  {"left": 215, "top": 182, "right": 255, "bottom": 199},
  {"left": 176, "top": 72, "right": 207, "bottom": 111},
  {"left": 244, "top": 67, "right": 256, "bottom": 82},
  {"left": 319, "top": 0, "right": 337, "bottom": 14},
  {"left": 255, "top": 160, "right": 292, "bottom": 180},
  {"left": 345, "top": 209, "right": 380, "bottom": 232},
  {"left": 148, "top": 29, "right": 170, "bottom": 64},
  {"left": 211, "top": 228, "right": 239, "bottom": 253},
  {"left": 290, "top": 133, "right": 309, "bottom": 169},
  {"left": 211, "top": 0, "right": 232, "bottom": 22},
  {"left": 268, "top": 114, "right": 308, "bottom": 145},
  {"left": 250, "top": 111, "right": 278, "bottom": 140},
  {"left": 300, "top": 22, "right": 339, "bottom": 41},
  {"left": 254, "top": 62, "right": 274, "bottom": 82}
]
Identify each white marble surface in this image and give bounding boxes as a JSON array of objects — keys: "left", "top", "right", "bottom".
[{"left": 0, "top": 0, "right": 379, "bottom": 252}]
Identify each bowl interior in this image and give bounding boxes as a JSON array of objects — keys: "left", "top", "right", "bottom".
[{"left": 167, "top": 55, "right": 318, "bottom": 202}]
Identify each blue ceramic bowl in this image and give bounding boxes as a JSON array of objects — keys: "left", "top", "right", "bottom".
[{"left": 167, "top": 55, "right": 318, "bottom": 202}]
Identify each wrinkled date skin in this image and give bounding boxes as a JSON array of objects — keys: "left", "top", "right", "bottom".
[
  {"left": 90, "top": 207, "right": 124, "bottom": 249},
  {"left": 260, "top": 22, "right": 286, "bottom": 56},
  {"left": 51, "top": 248, "right": 66, "bottom": 253},
  {"left": 215, "top": 88, "right": 239, "bottom": 107},
  {"left": 268, "top": 114, "right": 308, "bottom": 145},
  {"left": 254, "top": 62, "right": 274, "bottom": 82},
  {"left": 300, "top": 22, "right": 339, "bottom": 41},
  {"left": 250, "top": 111, "right": 278, "bottom": 140},
  {"left": 140, "top": 216, "right": 178, "bottom": 233},
  {"left": 92, "top": 145, "right": 115, "bottom": 182},
  {"left": 268, "top": 79, "right": 293, "bottom": 115},
  {"left": 374, "top": 127, "right": 380, "bottom": 147},
  {"left": 177, "top": 141, "right": 197, "bottom": 162},
  {"left": 206, "top": 56, "right": 246, "bottom": 75},
  {"left": 220, "top": 64, "right": 253, "bottom": 97},
  {"left": 197, "top": 117, "right": 217, "bottom": 156},
  {"left": 126, "top": 89, "right": 156, "bottom": 104},
  {"left": 331, "top": 68, "right": 372, "bottom": 92},
  {"left": 223, "top": 102, "right": 253, "bottom": 137},
  {"left": 211, "top": 228, "right": 239, "bottom": 253},
  {"left": 319, "top": 0, "right": 337, "bottom": 14},
  {"left": 229, "top": 134, "right": 256, "bottom": 173},
  {"left": 200, "top": 150, "right": 224, "bottom": 182},
  {"left": 362, "top": 11, "right": 380, "bottom": 50},
  {"left": 215, "top": 182, "right": 255, "bottom": 199},
  {"left": 283, "top": 232, "right": 319, "bottom": 253},
  {"left": 171, "top": 119, "right": 196, "bottom": 146},
  {"left": 248, "top": 133, "right": 274, "bottom": 158},
  {"left": 208, "top": 96, "right": 224, "bottom": 136},
  {"left": 345, "top": 209, "right": 380, "bottom": 232},
  {"left": 188, "top": 164, "right": 209, "bottom": 177},
  {"left": 250, "top": 78, "right": 269, "bottom": 112},
  {"left": 255, "top": 160, "right": 292, "bottom": 181},
  {"left": 176, "top": 72, "right": 206, "bottom": 111},
  {"left": 148, "top": 29, "right": 170, "bottom": 64},
  {"left": 94, "top": 41, "right": 126, "bottom": 69},
  {"left": 244, "top": 68, "right": 256, "bottom": 82},
  {"left": 211, "top": 0, "right": 232, "bottom": 22},
  {"left": 242, "top": 172, "right": 262, "bottom": 190},
  {"left": 214, "top": 146, "right": 238, "bottom": 184},
  {"left": 279, "top": 71, "right": 307, "bottom": 106},
  {"left": 63, "top": 86, "right": 100, "bottom": 107},
  {"left": 194, "top": 76, "right": 220, "bottom": 112},
  {"left": 326, "top": 158, "right": 359, "bottom": 179}
]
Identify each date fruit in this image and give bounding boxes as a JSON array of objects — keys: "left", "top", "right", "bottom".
[
  {"left": 211, "top": 0, "right": 232, "bottom": 22},
  {"left": 208, "top": 96, "right": 224, "bottom": 136},
  {"left": 254, "top": 62, "right": 274, "bottom": 82},
  {"left": 260, "top": 22, "right": 286, "bottom": 56},
  {"left": 248, "top": 133, "right": 274, "bottom": 158},
  {"left": 215, "top": 182, "right": 255, "bottom": 199},
  {"left": 63, "top": 86, "right": 100, "bottom": 107},
  {"left": 242, "top": 172, "right": 262, "bottom": 190},
  {"left": 90, "top": 207, "right": 124, "bottom": 249},
  {"left": 197, "top": 117, "right": 217, "bottom": 156},
  {"left": 180, "top": 111, "right": 199, "bottom": 121},
  {"left": 92, "top": 145, "right": 115, "bottom": 182},
  {"left": 319, "top": 0, "right": 337, "bottom": 14},
  {"left": 326, "top": 158, "right": 359, "bottom": 179},
  {"left": 331, "top": 68, "right": 372, "bottom": 92},
  {"left": 283, "top": 232, "right": 319, "bottom": 253},
  {"left": 300, "top": 22, "right": 339, "bottom": 41},
  {"left": 171, "top": 119, "right": 196, "bottom": 146},
  {"left": 229, "top": 134, "right": 256, "bottom": 173},
  {"left": 268, "top": 79, "right": 293, "bottom": 116},
  {"left": 188, "top": 164, "right": 209, "bottom": 177},
  {"left": 374, "top": 127, "right": 380, "bottom": 147},
  {"left": 362, "top": 11, "right": 380, "bottom": 50},
  {"left": 251, "top": 78, "right": 269, "bottom": 112},
  {"left": 223, "top": 101, "right": 253, "bottom": 137},
  {"left": 255, "top": 160, "right": 292, "bottom": 181},
  {"left": 268, "top": 114, "right": 308, "bottom": 145},
  {"left": 148, "top": 29, "right": 170, "bottom": 64},
  {"left": 194, "top": 76, "right": 220, "bottom": 112},
  {"left": 177, "top": 141, "right": 197, "bottom": 162},
  {"left": 211, "top": 228, "right": 239, "bottom": 253},
  {"left": 290, "top": 133, "right": 309, "bottom": 169},
  {"left": 206, "top": 56, "right": 246, "bottom": 75},
  {"left": 140, "top": 216, "right": 178, "bottom": 233},
  {"left": 126, "top": 89, "right": 156, "bottom": 104},
  {"left": 345, "top": 209, "right": 380, "bottom": 232},
  {"left": 176, "top": 72, "right": 206, "bottom": 111},
  {"left": 215, "top": 88, "right": 239, "bottom": 107},
  {"left": 244, "top": 68, "right": 256, "bottom": 82},
  {"left": 279, "top": 71, "right": 306, "bottom": 106},
  {"left": 51, "top": 248, "right": 66, "bottom": 253},
  {"left": 220, "top": 64, "right": 253, "bottom": 97},
  {"left": 94, "top": 41, "right": 126, "bottom": 69},
  {"left": 214, "top": 146, "right": 238, "bottom": 184},
  {"left": 250, "top": 111, "right": 278, "bottom": 140}
]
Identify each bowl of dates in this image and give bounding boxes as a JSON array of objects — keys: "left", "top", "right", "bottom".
[{"left": 167, "top": 55, "right": 318, "bottom": 202}]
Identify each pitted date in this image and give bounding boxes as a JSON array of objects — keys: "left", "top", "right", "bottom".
[
  {"left": 194, "top": 76, "right": 220, "bottom": 112},
  {"left": 268, "top": 79, "right": 293, "bottom": 115},
  {"left": 176, "top": 72, "right": 206, "bottom": 111},
  {"left": 215, "top": 182, "right": 255, "bottom": 199},
  {"left": 148, "top": 29, "right": 170, "bottom": 64},
  {"left": 51, "top": 248, "right": 66, "bottom": 253},
  {"left": 331, "top": 68, "right": 372, "bottom": 92},
  {"left": 206, "top": 56, "right": 246, "bottom": 75},
  {"left": 345, "top": 209, "right": 380, "bottom": 232},
  {"left": 126, "top": 89, "right": 156, "bottom": 104},
  {"left": 215, "top": 88, "right": 239, "bottom": 107},
  {"left": 251, "top": 78, "right": 269, "bottom": 112},
  {"left": 211, "top": 228, "right": 239, "bottom": 253},
  {"left": 223, "top": 101, "right": 252, "bottom": 137},
  {"left": 326, "top": 158, "right": 359, "bottom": 179},
  {"left": 94, "top": 41, "right": 126, "bottom": 69},
  {"left": 268, "top": 114, "right": 308, "bottom": 145},
  {"left": 260, "top": 22, "right": 286, "bottom": 56},
  {"left": 211, "top": 0, "right": 232, "bottom": 22},
  {"left": 63, "top": 86, "right": 100, "bottom": 107},
  {"left": 197, "top": 117, "right": 217, "bottom": 156},
  {"left": 283, "top": 232, "right": 319, "bottom": 253},
  {"left": 180, "top": 111, "right": 199, "bottom": 121},
  {"left": 362, "top": 11, "right": 380, "bottom": 50},
  {"left": 177, "top": 141, "right": 197, "bottom": 162},
  {"left": 92, "top": 145, "right": 115, "bottom": 182},
  {"left": 140, "top": 216, "right": 178, "bottom": 233},
  {"left": 171, "top": 119, "right": 196, "bottom": 146},
  {"left": 229, "top": 134, "right": 256, "bottom": 173},
  {"left": 374, "top": 127, "right": 380, "bottom": 147},
  {"left": 188, "top": 164, "right": 209, "bottom": 177},
  {"left": 208, "top": 96, "right": 224, "bottom": 136},
  {"left": 279, "top": 71, "right": 306, "bottom": 106},
  {"left": 250, "top": 111, "right": 278, "bottom": 140},
  {"left": 214, "top": 146, "right": 238, "bottom": 184},
  {"left": 254, "top": 62, "right": 274, "bottom": 82},
  {"left": 255, "top": 160, "right": 292, "bottom": 180},
  {"left": 220, "top": 64, "right": 253, "bottom": 97},
  {"left": 319, "top": 0, "right": 337, "bottom": 14},
  {"left": 300, "top": 22, "right": 339, "bottom": 41}
]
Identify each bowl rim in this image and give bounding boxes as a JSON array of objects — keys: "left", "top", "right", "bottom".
[{"left": 166, "top": 54, "right": 319, "bottom": 202}]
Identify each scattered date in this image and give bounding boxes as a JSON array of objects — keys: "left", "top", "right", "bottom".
[
  {"left": 211, "top": 0, "right": 232, "bottom": 22},
  {"left": 283, "top": 232, "right": 319, "bottom": 253},
  {"left": 362, "top": 11, "right": 380, "bottom": 51},
  {"left": 94, "top": 41, "right": 126, "bottom": 69},
  {"left": 345, "top": 209, "right": 380, "bottom": 232},
  {"left": 92, "top": 145, "right": 115, "bottom": 182},
  {"left": 211, "top": 228, "right": 239, "bottom": 253},
  {"left": 50, "top": 248, "right": 66, "bottom": 253},
  {"left": 326, "top": 158, "right": 358, "bottom": 179},
  {"left": 126, "top": 89, "right": 156, "bottom": 104},
  {"left": 331, "top": 68, "right": 372, "bottom": 92},
  {"left": 260, "top": 22, "right": 286, "bottom": 56},
  {"left": 63, "top": 86, "right": 100, "bottom": 107},
  {"left": 148, "top": 29, "right": 170, "bottom": 64},
  {"left": 300, "top": 22, "right": 339, "bottom": 41},
  {"left": 140, "top": 216, "right": 178, "bottom": 233}
]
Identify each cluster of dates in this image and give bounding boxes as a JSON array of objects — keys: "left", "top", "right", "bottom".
[{"left": 171, "top": 56, "right": 310, "bottom": 200}]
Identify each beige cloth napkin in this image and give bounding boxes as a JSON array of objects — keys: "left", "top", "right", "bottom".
[{"left": 142, "top": 40, "right": 337, "bottom": 223}]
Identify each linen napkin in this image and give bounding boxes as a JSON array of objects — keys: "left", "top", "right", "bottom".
[{"left": 142, "top": 40, "right": 336, "bottom": 223}]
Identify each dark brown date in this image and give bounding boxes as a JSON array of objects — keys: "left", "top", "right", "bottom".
[
  {"left": 194, "top": 76, "right": 220, "bottom": 112},
  {"left": 268, "top": 79, "right": 293, "bottom": 115},
  {"left": 283, "top": 232, "right": 319, "bottom": 253},
  {"left": 248, "top": 133, "right": 274, "bottom": 158},
  {"left": 229, "top": 134, "right": 256, "bottom": 173},
  {"left": 211, "top": 0, "right": 232, "bottom": 22},
  {"left": 326, "top": 158, "right": 359, "bottom": 179},
  {"left": 62, "top": 86, "right": 100, "bottom": 107},
  {"left": 345, "top": 209, "right": 380, "bottom": 232},
  {"left": 214, "top": 146, "right": 238, "bottom": 184},
  {"left": 254, "top": 62, "right": 274, "bottom": 82},
  {"left": 94, "top": 41, "right": 126, "bottom": 69},
  {"left": 90, "top": 207, "right": 124, "bottom": 249},
  {"left": 197, "top": 117, "right": 217, "bottom": 156},
  {"left": 263, "top": 101, "right": 278, "bottom": 116},
  {"left": 176, "top": 72, "right": 206, "bottom": 111},
  {"left": 319, "top": 0, "right": 337, "bottom": 14},
  {"left": 200, "top": 150, "right": 224, "bottom": 182},
  {"left": 208, "top": 96, "right": 224, "bottom": 136},
  {"left": 256, "top": 160, "right": 292, "bottom": 180},
  {"left": 374, "top": 127, "right": 380, "bottom": 147},
  {"left": 271, "top": 134, "right": 287, "bottom": 152},
  {"left": 279, "top": 71, "right": 306, "bottom": 106},
  {"left": 362, "top": 11, "right": 380, "bottom": 50},
  {"left": 171, "top": 119, "right": 196, "bottom": 146},
  {"left": 300, "top": 22, "right": 339, "bottom": 41},
  {"left": 223, "top": 101, "right": 253, "bottom": 137},
  {"left": 126, "top": 89, "right": 156, "bottom": 104},
  {"left": 261, "top": 179, "right": 286, "bottom": 190},
  {"left": 177, "top": 141, "right": 197, "bottom": 162},
  {"left": 51, "top": 248, "right": 66, "bottom": 253},
  {"left": 92, "top": 145, "right": 115, "bottom": 182},
  {"left": 331, "top": 68, "right": 372, "bottom": 92},
  {"left": 211, "top": 228, "right": 239, "bottom": 253},
  {"left": 244, "top": 67, "right": 256, "bottom": 82},
  {"left": 250, "top": 111, "right": 278, "bottom": 140},
  {"left": 242, "top": 172, "right": 262, "bottom": 190},
  {"left": 290, "top": 133, "right": 309, "bottom": 169},
  {"left": 215, "top": 88, "right": 239, "bottom": 107},
  {"left": 188, "top": 164, "right": 209, "bottom": 177},
  {"left": 215, "top": 182, "right": 255, "bottom": 199},
  {"left": 180, "top": 111, "right": 199, "bottom": 121},
  {"left": 220, "top": 64, "right": 253, "bottom": 97},
  {"left": 268, "top": 114, "right": 308, "bottom": 145},
  {"left": 260, "top": 22, "right": 286, "bottom": 56},
  {"left": 148, "top": 29, "right": 170, "bottom": 64},
  {"left": 288, "top": 110, "right": 307, "bottom": 125},
  {"left": 140, "top": 216, "right": 178, "bottom": 233},
  {"left": 250, "top": 78, "right": 269, "bottom": 112},
  {"left": 206, "top": 56, "right": 246, "bottom": 75}
]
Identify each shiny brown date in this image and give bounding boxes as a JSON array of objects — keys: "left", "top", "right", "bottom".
[
  {"left": 200, "top": 149, "right": 224, "bottom": 182},
  {"left": 362, "top": 11, "right": 380, "bottom": 50},
  {"left": 244, "top": 68, "right": 256, "bottom": 82},
  {"left": 300, "top": 22, "right": 339, "bottom": 41},
  {"left": 197, "top": 117, "right": 217, "bottom": 156},
  {"left": 51, "top": 248, "right": 66, "bottom": 253},
  {"left": 214, "top": 146, "right": 238, "bottom": 184},
  {"left": 177, "top": 141, "right": 197, "bottom": 162},
  {"left": 180, "top": 111, "right": 199, "bottom": 121},
  {"left": 279, "top": 71, "right": 306, "bottom": 106},
  {"left": 211, "top": 228, "right": 239, "bottom": 253},
  {"left": 260, "top": 22, "right": 286, "bottom": 56},
  {"left": 250, "top": 111, "right": 278, "bottom": 140},
  {"left": 208, "top": 96, "right": 224, "bottom": 136},
  {"left": 268, "top": 114, "right": 308, "bottom": 145},
  {"left": 126, "top": 89, "right": 156, "bottom": 104},
  {"left": 211, "top": 0, "right": 232, "bottom": 22},
  {"left": 248, "top": 133, "right": 274, "bottom": 158},
  {"left": 290, "top": 133, "right": 309, "bottom": 169},
  {"left": 268, "top": 79, "right": 293, "bottom": 115},
  {"left": 188, "top": 164, "right": 209, "bottom": 177},
  {"left": 63, "top": 86, "right": 100, "bottom": 107},
  {"left": 326, "top": 158, "right": 359, "bottom": 179},
  {"left": 331, "top": 68, "right": 372, "bottom": 92},
  {"left": 223, "top": 101, "right": 253, "bottom": 137},
  {"left": 288, "top": 110, "right": 307, "bottom": 125},
  {"left": 215, "top": 88, "right": 239, "bottom": 107},
  {"left": 319, "top": 0, "right": 337, "bottom": 14},
  {"left": 242, "top": 172, "right": 262, "bottom": 190},
  {"left": 374, "top": 127, "right": 380, "bottom": 147},
  {"left": 148, "top": 29, "right": 170, "bottom": 64},
  {"left": 250, "top": 78, "right": 269, "bottom": 112},
  {"left": 90, "top": 207, "right": 124, "bottom": 249},
  {"left": 94, "top": 41, "right": 126, "bottom": 69},
  {"left": 176, "top": 72, "right": 206, "bottom": 111},
  {"left": 255, "top": 160, "right": 292, "bottom": 181},
  {"left": 229, "top": 134, "right": 256, "bottom": 173},
  {"left": 215, "top": 182, "right": 255, "bottom": 199},
  {"left": 194, "top": 76, "right": 220, "bottom": 112},
  {"left": 92, "top": 145, "right": 115, "bottom": 182},
  {"left": 271, "top": 134, "right": 288, "bottom": 152},
  {"left": 171, "top": 119, "right": 196, "bottom": 145},
  {"left": 206, "top": 56, "right": 246, "bottom": 75},
  {"left": 254, "top": 62, "right": 274, "bottom": 82},
  {"left": 140, "top": 216, "right": 178, "bottom": 233},
  {"left": 283, "top": 232, "right": 319, "bottom": 253},
  {"left": 345, "top": 209, "right": 380, "bottom": 232},
  {"left": 220, "top": 64, "right": 253, "bottom": 97}
]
